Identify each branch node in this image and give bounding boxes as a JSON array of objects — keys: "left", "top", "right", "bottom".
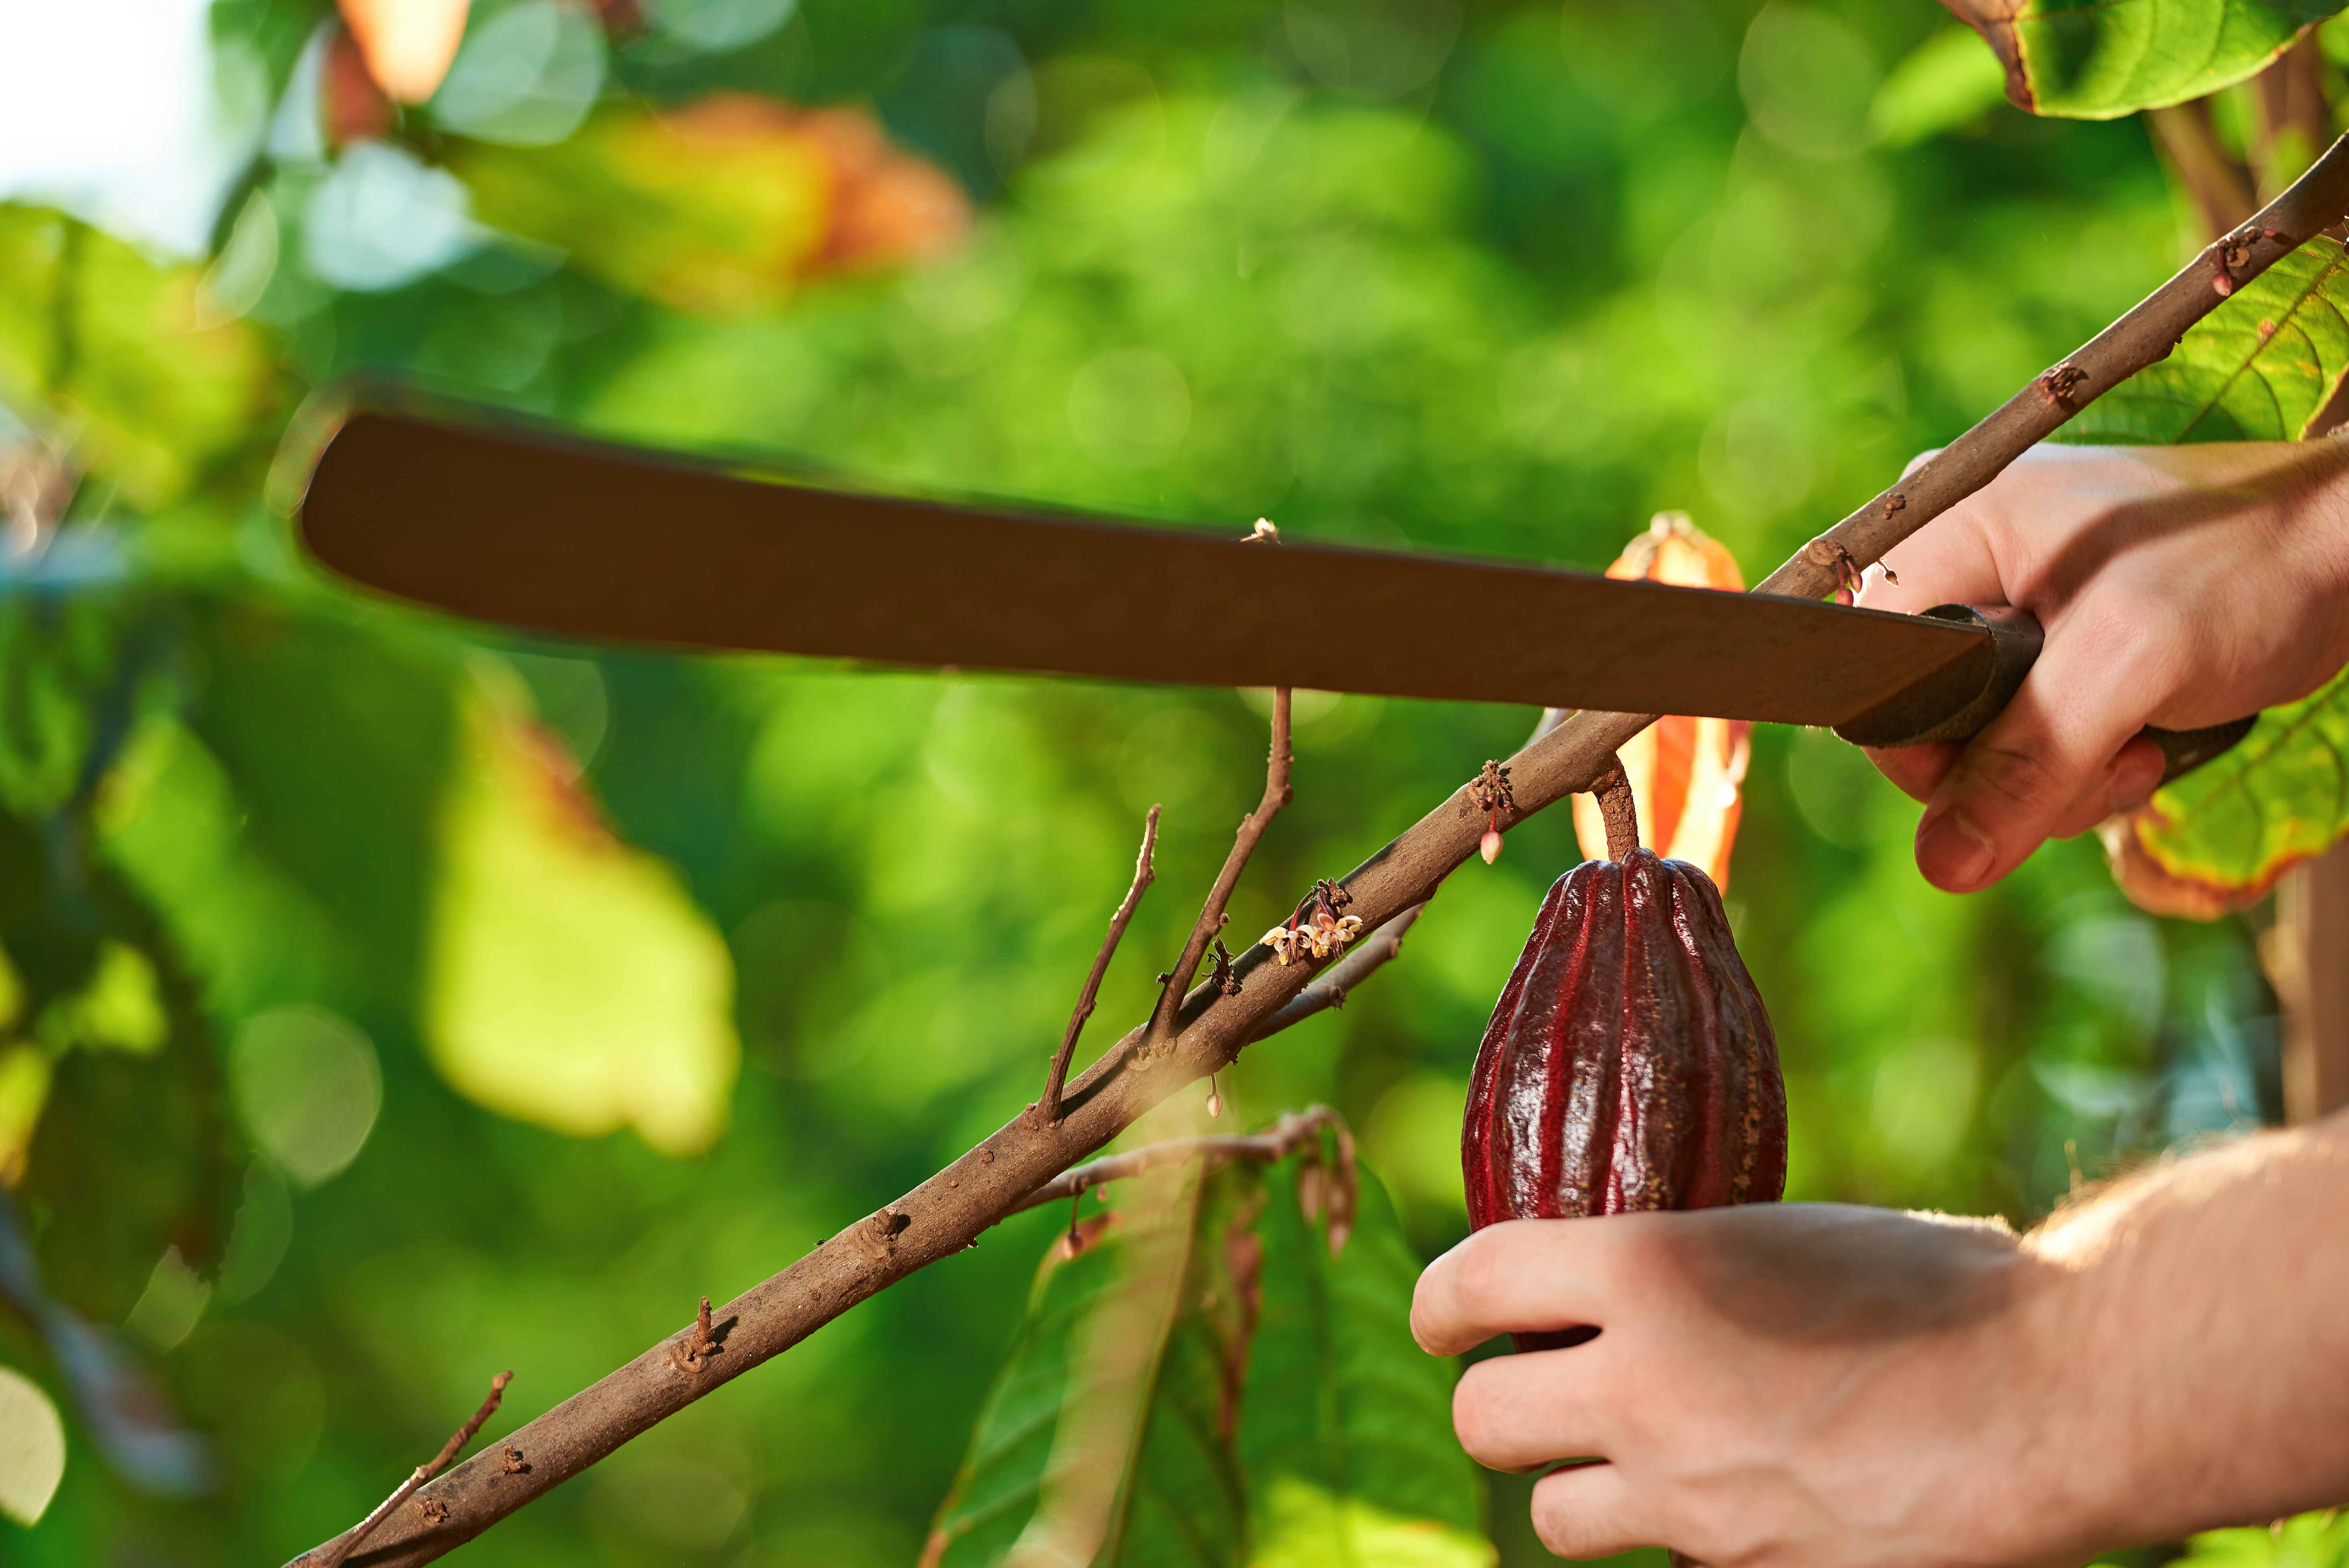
[
  {"left": 672, "top": 1296, "right": 725, "bottom": 1374},
  {"left": 1469, "top": 760, "right": 1515, "bottom": 862},
  {"left": 1210, "top": 938, "right": 1241, "bottom": 996},
  {"left": 1802, "top": 535, "right": 1869, "bottom": 603},
  {"left": 852, "top": 1208, "right": 908, "bottom": 1264}
]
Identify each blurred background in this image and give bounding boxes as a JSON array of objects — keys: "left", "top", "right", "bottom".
[{"left": 0, "top": 0, "right": 2330, "bottom": 1562}]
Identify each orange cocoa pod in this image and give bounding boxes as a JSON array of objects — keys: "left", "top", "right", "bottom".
[{"left": 1572, "top": 512, "right": 1753, "bottom": 890}]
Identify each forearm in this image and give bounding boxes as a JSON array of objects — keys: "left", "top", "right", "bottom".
[{"left": 2030, "top": 1112, "right": 2349, "bottom": 1548}]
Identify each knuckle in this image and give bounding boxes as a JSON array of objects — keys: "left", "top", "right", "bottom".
[
  {"left": 1449, "top": 1365, "right": 1500, "bottom": 1459},
  {"left": 1593, "top": 1212, "right": 1673, "bottom": 1291},
  {"left": 1446, "top": 1228, "right": 1517, "bottom": 1324},
  {"left": 1955, "top": 738, "right": 2065, "bottom": 814},
  {"left": 1530, "top": 1471, "right": 1624, "bottom": 1559}
]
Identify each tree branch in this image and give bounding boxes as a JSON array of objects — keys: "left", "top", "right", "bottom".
[
  {"left": 316, "top": 1372, "right": 510, "bottom": 1568},
  {"left": 1006, "top": 1104, "right": 1347, "bottom": 1215},
  {"left": 1141, "top": 686, "right": 1291, "bottom": 1053},
  {"left": 1758, "top": 133, "right": 2349, "bottom": 606},
  {"left": 1036, "top": 806, "right": 1159, "bottom": 1125},
  {"left": 286, "top": 131, "right": 2349, "bottom": 1568}
]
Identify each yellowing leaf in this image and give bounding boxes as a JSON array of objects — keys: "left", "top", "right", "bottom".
[
  {"left": 1572, "top": 512, "right": 1752, "bottom": 888},
  {"left": 2102, "top": 663, "right": 2349, "bottom": 914},
  {"left": 453, "top": 97, "right": 969, "bottom": 315},
  {"left": 424, "top": 665, "right": 738, "bottom": 1154}
]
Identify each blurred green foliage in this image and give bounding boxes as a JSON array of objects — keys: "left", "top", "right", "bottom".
[{"left": 0, "top": 0, "right": 2337, "bottom": 1562}]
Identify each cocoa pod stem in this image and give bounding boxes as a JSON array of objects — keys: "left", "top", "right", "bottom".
[{"left": 1593, "top": 759, "right": 1639, "bottom": 862}]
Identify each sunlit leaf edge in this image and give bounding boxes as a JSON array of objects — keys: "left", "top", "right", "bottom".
[
  {"left": 2127, "top": 662, "right": 2349, "bottom": 898},
  {"left": 2055, "top": 238, "right": 2349, "bottom": 446}
]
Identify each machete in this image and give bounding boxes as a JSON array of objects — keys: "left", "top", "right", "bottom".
[{"left": 294, "top": 399, "right": 2252, "bottom": 778}]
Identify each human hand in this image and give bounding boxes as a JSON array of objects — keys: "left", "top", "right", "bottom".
[
  {"left": 1412, "top": 1206, "right": 2097, "bottom": 1567},
  {"left": 1852, "top": 440, "right": 2349, "bottom": 892}
]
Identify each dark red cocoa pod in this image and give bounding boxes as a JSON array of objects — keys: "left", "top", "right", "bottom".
[{"left": 1461, "top": 847, "right": 1786, "bottom": 1350}]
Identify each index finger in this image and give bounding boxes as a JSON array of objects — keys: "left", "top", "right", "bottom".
[{"left": 1412, "top": 1218, "right": 1633, "bottom": 1356}]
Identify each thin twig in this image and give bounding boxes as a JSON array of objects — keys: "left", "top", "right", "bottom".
[
  {"left": 314, "top": 1372, "right": 511, "bottom": 1568},
  {"left": 1008, "top": 1105, "right": 1347, "bottom": 1215},
  {"left": 284, "top": 131, "right": 2349, "bottom": 1568},
  {"left": 1244, "top": 902, "right": 1424, "bottom": 1042},
  {"left": 1038, "top": 806, "right": 1159, "bottom": 1124},
  {"left": 1141, "top": 688, "right": 1292, "bottom": 1054}
]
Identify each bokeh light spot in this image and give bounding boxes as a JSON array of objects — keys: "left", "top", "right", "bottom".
[
  {"left": 0, "top": 1366, "right": 65, "bottom": 1525},
  {"left": 231, "top": 1005, "right": 384, "bottom": 1188}
]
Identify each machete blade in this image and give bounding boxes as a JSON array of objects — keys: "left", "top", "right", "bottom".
[{"left": 294, "top": 399, "right": 1996, "bottom": 730}]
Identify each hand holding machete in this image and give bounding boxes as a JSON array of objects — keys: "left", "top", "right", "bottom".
[{"left": 1855, "top": 438, "right": 2349, "bottom": 892}]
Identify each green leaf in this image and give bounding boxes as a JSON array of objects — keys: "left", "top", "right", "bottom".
[
  {"left": 1238, "top": 1155, "right": 1491, "bottom": 1568},
  {"left": 2054, "top": 237, "right": 2349, "bottom": 444},
  {"left": 2115, "top": 663, "right": 2349, "bottom": 903},
  {"left": 925, "top": 1141, "right": 1489, "bottom": 1568},
  {"left": 1944, "top": 0, "right": 2343, "bottom": 119},
  {"left": 923, "top": 1158, "right": 1245, "bottom": 1568}
]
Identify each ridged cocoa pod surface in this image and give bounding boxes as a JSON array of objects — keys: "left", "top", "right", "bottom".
[{"left": 1461, "top": 847, "right": 1786, "bottom": 1349}]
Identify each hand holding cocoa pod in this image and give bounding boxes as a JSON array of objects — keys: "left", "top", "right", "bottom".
[{"left": 1460, "top": 758, "right": 1788, "bottom": 1352}]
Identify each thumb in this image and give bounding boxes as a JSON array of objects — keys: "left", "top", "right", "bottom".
[{"left": 1913, "top": 638, "right": 2169, "bottom": 892}]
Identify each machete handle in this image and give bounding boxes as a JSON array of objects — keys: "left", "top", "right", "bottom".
[{"left": 1833, "top": 604, "right": 2256, "bottom": 785}]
